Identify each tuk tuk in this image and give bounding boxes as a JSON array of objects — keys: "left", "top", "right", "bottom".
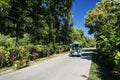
[{"left": 69, "top": 43, "right": 81, "bottom": 57}]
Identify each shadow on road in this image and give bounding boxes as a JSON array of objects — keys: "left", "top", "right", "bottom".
[
  {"left": 80, "top": 48, "right": 96, "bottom": 60},
  {"left": 68, "top": 48, "right": 96, "bottom": 60},
  {"left": 81, "top": 52, "right": 93, "bottom": 60},
  {"left": 68, "top": 51, "right": 94, "bottom": 60}
]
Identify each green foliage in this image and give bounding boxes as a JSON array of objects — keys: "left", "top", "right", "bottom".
[
  {"left": 114, "top": 51, "right": 120, "bottom": 77},
  {"left": 0, "top": 46, "right": 11, "bottom": 66},
  {"left": 0, "top": 53, "right": 5, "bottom": 68},
  {"left": 53, "top": 44, "right": 62, "bottom": 53},
  {"left": 115, "top": 51, "right": 120, "bottom": 66},
  {"left": 0, "top": 0, "right": 92, "bottom": 46},
  {"left": 70, "top": 27, "right": 95, "bottom": 48},
  {"left": 26, "top": 44, "right": 34, "bottom": 53},
  {"left": 0, "top": 34, "right": 15, "bottom": 48},
  {"left": 0, "top": 0, "right": 95, "bottom": 69},
  {"left": 31, "top": 52, "right": 39, "bottom": 60},
  {"left": 17, "top": 46, "right": 30, "bottom": 60},
  {"left": 0, "top": 46, "right": 5, "bottom": 53},
  {"left": 72, "top": 28, "right": 83, "bottom": 42},
  {"left": 85, "top": 0, "right": 120, "bottom": 79},
  {"left": 4, "top": 51, "right": 11, "bottom": 66},
  {"left": 19, "top": 34, "right": 30, "bottom": 45}
]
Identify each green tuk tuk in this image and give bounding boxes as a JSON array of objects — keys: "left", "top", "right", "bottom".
[{"left": 69, "top": 43, "right": 81, "bottom": 57}]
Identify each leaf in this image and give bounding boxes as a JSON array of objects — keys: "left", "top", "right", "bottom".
[
  {"left": 115, "top": 52, "right": 120, "bottom": 59},
  {"left": 100, "top": 35, "right": 105, "bottom": 39}
]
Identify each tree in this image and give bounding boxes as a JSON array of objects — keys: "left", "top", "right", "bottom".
[
  {"left": 85, "top": 0, "right": 120, "bottom": 78},
  {"left": 25, "top": 0, "right": 49, "bottom": 44},
  {"left": 0, "top": 0, "right": 28, "bottom": 46},
  {"left": 0, "top": 0, "right": 75, "bottom": 45}
]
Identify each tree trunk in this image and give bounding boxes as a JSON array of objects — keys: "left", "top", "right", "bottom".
[{"left": 15, "top": 23, "right": 19, "bottom": 47}]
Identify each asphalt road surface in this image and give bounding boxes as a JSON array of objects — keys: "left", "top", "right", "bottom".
[{"left": 0, "top": 48, "right": 95, "bottom": 80}]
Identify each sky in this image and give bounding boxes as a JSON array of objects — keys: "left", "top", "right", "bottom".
[{"left": 71, "top": 0, "right": 101, "bottom": 37}]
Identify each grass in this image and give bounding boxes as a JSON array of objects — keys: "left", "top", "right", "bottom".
[{"left": 88, "top": 53, "right": 113, "bottom": 80}]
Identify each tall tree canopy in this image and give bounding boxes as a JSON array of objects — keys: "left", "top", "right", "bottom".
[
  {"left": 0, "top": 0, "right": 75, "bottom": 45},
  {"left": 85, "top": 0, "right": 120, "bottom": 35}
]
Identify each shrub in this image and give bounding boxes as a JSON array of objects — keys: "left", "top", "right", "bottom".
[
  {"left": 31, "top": 52, "right": 39, "bottom": 60},
  {"left": 63, "top": 45, "right": 70, "bottom": 52},
  {"left": 34, "top": 45, "right": 42, "bottom": 52},
  {"left": 17, "top": 46, "right": 30, "bottom": 60},
  {"left": 0, "top": 34, "right": 15, "bottom": 48},
  {"left": 41, "top": 47, "right": 48, "bottom": 57},
  {"left": 53, "top": 44, "right": 62, "bottom": 54},
  {"left": 0, "top": 46, "right": 5, "bottom": 53},
  {"left": 39, "top": 45, "right": 53, "bottom": 57},
  {"left": 26, "top": 44, "right": 34, "bottom": 53},
  {"left": 114, "top": 51, "right": 120, "bottom": 79},
  {"left": 19, "top": 34, "right": 30, "bottom": 45},
  {"left": 0, "top": 46, "right": 11, "bottom": 67},
  {"left": 0, "top": 54, "right": 5, "bottom": 68},
  {"left": 10, "top": 55, "right": 17, "bottom": 62},
  {"left": 5, "top": 51, "right": 11, "bottom": 66}
]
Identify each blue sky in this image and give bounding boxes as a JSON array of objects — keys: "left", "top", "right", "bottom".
[{"left": 71, "top": 0, "right": 101, "bottom": 37}]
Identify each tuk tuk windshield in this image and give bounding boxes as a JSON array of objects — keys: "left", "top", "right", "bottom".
[{"left": 71, "top": 44, "right": 80, "bottom": 50}]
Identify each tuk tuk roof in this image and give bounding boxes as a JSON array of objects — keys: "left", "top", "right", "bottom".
[{"left": 72, "top": 41, "right": 80, "bottom": 45}]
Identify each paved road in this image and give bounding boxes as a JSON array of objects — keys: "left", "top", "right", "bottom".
[{"left": 0, "top": 48, "right": 94, "bottom": 80}]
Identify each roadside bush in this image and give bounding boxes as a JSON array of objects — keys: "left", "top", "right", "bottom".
[
  {"left": 19, "top": 34, "right": 30, "bottom": 45},
  {"left": 0, "top": 34, "right": 15, "bottom": 48},
  {"left": 26, "top": 44, "right": 34, "bottom": 54},
  {"left": 26, "top": 44, "right": 40, "bottom": 60},
  {"left": 114, "top": 51, "right": 120, "bottom": 79},
  {"left": 114, "top": 51, "right": 120, "bottom": 70},
  {"left": 0, "top": 46, "right": 13, "bottom": 66},
  {"left": 40, "top": 48, "right": 47, "bottom": 57},
  {"left": 5, "top": 46, "right": 18, "bottom": 66},
  {"left": 56, "top": 46, "right": 63, "bottom": 54},
  {"left": 0, "top": 46, "right": 5, "bottom": 53},
  {"left": 0, "top": 34, "right": 9, "bottom": 47},
  {"left": 43, "top": 46, "right": 52, "bottom": 57},
  {"left": 5, "top": 51, "right": 11, "bottom": 66},
  {"left": 63, "top": 45, "right": 70, "bottom": 52},
  {"left": 17, "top": 46, "right": 30, "bottom": 60},
  {"left": 33, "top": 45, "right": 43, "bottom": 53},
  {"left": 10, "top": 55, "right": 17, "bottom": 62},
  {"left": 96, "top": 34, "right": 120, "bottom": 79},
  {"left": 27, "top": 44, "right": 43, "bottom": 58},
  {"left": 0, "top": 37, "right": 70, "bottom": 68},
  {"left": 53, "top": 44, "right": 68, "bottom": 54},
  {"left": 48, "top": 43, "right": 54, "bottom": 55},
  {"left": 0, "top": 35, "right": 16, "bottom": 66},
  {"left": 60, "top": 46, "right": 65, "bottom": 53},
  {"left": 29, "top": 45, "right": 48, "bottom": 58},
  {"left": 0, "top": 53, "right": 5, "bottom": 68},
  {"left": 0, "top": 46, "right": 7, "bottom": 67},
  {"left": 31, "top": 52, "right": 39, "bottom": 60},
  {"left": 53, "top": 44, "right": 60, "bottom": 54}
]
